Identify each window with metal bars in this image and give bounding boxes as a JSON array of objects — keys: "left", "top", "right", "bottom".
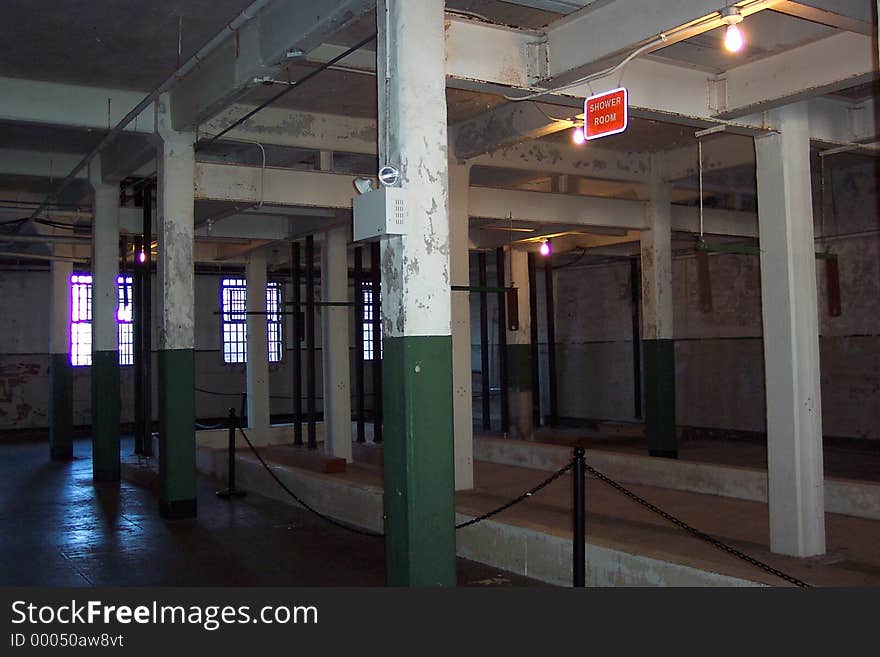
[
  {"left": 220, "top": 278, "right": 283, "bottom": 364},
  {"left": 69, "top": 273, "right": 133, "bottom": 367},
  {"left": 362, "top": 281, "right": 381, "bottom": 361}
]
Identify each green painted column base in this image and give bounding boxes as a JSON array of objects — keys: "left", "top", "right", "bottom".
[
  {"left": 383, "top": 335, "right": 456, "bottom": 587},
  {"left": 158, "top": 348, "right": 197, "bottom": 520},
  {"left": 91, "top": 350, "right": 120, "bottom": 481},
  {"left": 644, "top": 339, "right": 677, "bottom": 459},
  {"left": 49, "top": 353, "right": 74, "bottom": 461}
]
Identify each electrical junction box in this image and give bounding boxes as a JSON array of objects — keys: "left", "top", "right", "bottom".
[{"left": 353, "top": 186, "right": 407, "bottom": 242}]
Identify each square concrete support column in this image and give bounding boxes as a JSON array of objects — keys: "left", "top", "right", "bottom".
[
  {"left": 755, "top": 103, "right": 825, "bottom": 557},
  {"left": 246, "top": 251, "right": 271, "bottom": 442},
  {"left": 378, "top": 0, "right": 456, "bottom": 587},
  {"left": 640, "top": 173, "right": 676, "bottom": 459},
  {"left": 449, "top": 161, "right": 474, "bottom": 490},
  {"left": 49, "top": 246, "right": 73, "bottom": 461},
  {"left": 155, "top": 95, "right": 197, "bottom": 519},
  {"left": 506, "top": 248, "right": 534, "bottom": 441},
  {"left": 322, "top": 224, "right": 353, "bottom": 462},
  {"left": 89, "top": 160, "right": 121, "bottom": 482}
]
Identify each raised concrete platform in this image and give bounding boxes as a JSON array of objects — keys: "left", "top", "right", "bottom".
[
  {"left": 474, "top": 435, "right": 880, "bottom": 521},
  {"left": 193, "top": 440, "right": 880, "bottom": 587}
]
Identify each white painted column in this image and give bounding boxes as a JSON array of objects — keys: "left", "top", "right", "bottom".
[
  {"left": 246, "top": 251, "right": 270, "bottom": 440},
  {"left": 640, "top": 171, "right": 677, "bottom": 458},
  {"left": 89, "top": 157, "right": 121, "bottom": 481},
  {"left": 322, "top": 225, "right": 353, "bottom": 462},
  {"left": 506, "top": 247, "right": 533, "bottom": 440},
  {"left": 155, "top": 94, "right": 198, "bottom": 518},
  {"left": 755, "top": 103, "right": 825, "bottom": 557},
  {"left": 449, "top": 161, "right": 474, "bottom": 489}
]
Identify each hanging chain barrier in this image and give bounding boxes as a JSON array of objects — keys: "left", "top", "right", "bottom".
[
  {"left": 220, "top": 422, "right": 811, "bottom": 587},
  {"left": 581, "top": 460, "right": 811, "bottom": 588}
]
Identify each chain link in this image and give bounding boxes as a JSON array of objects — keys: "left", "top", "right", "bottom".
[
  {"left": 582, "top": 461, "right": 811, "bottom": 588},
  {"left": 455, "top": 462, "right": 575, "bottom": 529}
]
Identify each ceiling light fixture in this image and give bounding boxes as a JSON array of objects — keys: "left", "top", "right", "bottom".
[
  {"left": 572, "top": 127, "right": 586, "bottom": 145},
  {"left": 721, "top": 6, "right": 745, "bottom": 53},
  {"left": 539, "top": 239, "right": 552, "bottom": 257}
]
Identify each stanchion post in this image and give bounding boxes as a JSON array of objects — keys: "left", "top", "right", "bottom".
[
  {"left": 573, "top": 446, "right": 586, "bottom": 587},
  {"left": 217, "top": 408, "right": 246, "bottom": 499}
]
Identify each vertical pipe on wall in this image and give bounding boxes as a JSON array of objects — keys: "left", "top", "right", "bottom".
[
  {"left": 496, "top": 247, "right": 509, "bottom": 433},
  {"left": 544, "top": 253, "right": 558, "bottom": 426},
  {"left": 133, "top": 233, "right": 145, "bottom": 454},
  {"left": 629, "top": 258, "right": 642, "bottom": 420},
  {"left": 528, "top": 253, "right": 540, "bottom": 425},
  {"left": 354, "top": 246, "right": 366, "bottom": 443},
  {"left": 478, "top": 252, "right": 491, "bottom": 431},
  {"left": 305, "top": 235, "right": 317, "bottom": 449},
  {"left": 290, "top": 241, "right": 303, "bottom": 446},
  {"left": 370, "top": 240, "right": 383, "bottom": 443},
  {"left": 141, "top": 182, "right": 153, "bottom": 457}
]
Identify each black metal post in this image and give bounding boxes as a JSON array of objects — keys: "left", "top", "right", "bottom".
[
  {"left": 133, "top": 234, "right": 145, "bottom": 454},
  {"left": 544, "top": 254, "right": 558, "bottom": 425},
  {"left": 141, "top": 182, "right": 153, "bottom": 457},
  {"left": 630, "top": 258, "right": 643, "bottom": 420},
  {"left": 370, "top": 241, "right": 383, "bottom": 443},
  {"left": 528, "top": 253, "right": 541, "bottom": 425},
  {"left": 573, "top": 446, "right": 586, "bottom": 588},
  {"left": 478, "top": 252, "right": 491, "bottom": 431},
  {"left": 305, "top": 235, "right": 317, "bottom": 449},
  {"left": 354, "top": 246, "right": 366, "bottom": 443},
  {"left": 217, "top": 408, "right": 246, "bottom": 499},
  {"left": 496, "top": 247, "right": 509, "bottom": 433},
  {"left": 291, "top": 241, "right": 303, "bottom": 446}
]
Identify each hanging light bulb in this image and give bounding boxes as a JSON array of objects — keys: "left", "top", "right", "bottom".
[
  {"left": 721, "top": 6, "right": 744, "bottom": 53},
  {"left": 572, "top": 127, "right": 586, "bottom": 145},
  {"left": 138, "top": 250, "right": 146, "bottom": 264},
  {"left": 539, "top": 239, "right": 552, "bottom": 257}
]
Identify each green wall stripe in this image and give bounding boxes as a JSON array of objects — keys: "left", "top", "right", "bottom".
[
  {"left": 158, "top": 348, "right": 197, "bottom": 518},
  {"left": 49, "top": 353, "right": 73, "bottom": 460},
  {"left": 644, "top": 339, "right": 677, "bottom": 458},
  {"left": 91, "top": 349, "right": 120, "bottom": 481},
  {"left": 382, "top": 335, "right": 456, "bottom": 587}
]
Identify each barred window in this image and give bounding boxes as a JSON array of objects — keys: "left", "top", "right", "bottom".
[
  {"left": 221, "top": 278, "right": 284, "bottom": 364},
  {"left": 69, "top": 273, "right": 133, "bottom": 367},
  {"left": 362, "top": 281, "right": 381, "bottom": 361}
]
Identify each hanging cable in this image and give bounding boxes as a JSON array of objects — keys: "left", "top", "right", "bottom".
[{"left": 503, "top": 35, "right": 667, "bottom": 102}]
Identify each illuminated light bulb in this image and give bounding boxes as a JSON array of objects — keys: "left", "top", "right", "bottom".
[
  {"left": 539, "top": 240, "right": 551, "bottom": 257},
  {"left": 138, "top": 251, "right": 146, "bottom": 264},
  {"left": 724, "top": 23, "right": 744, "bottom": 52},
  {"left": 572, "top": 127, "right": 586, "bottom": 145},
  {"left": 720, "top": 6, "right": 744, "bottom": 53}
]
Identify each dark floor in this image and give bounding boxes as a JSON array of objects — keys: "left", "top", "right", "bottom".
[{"left": 0, "top": 437, "right": 541, "bottom": 587}]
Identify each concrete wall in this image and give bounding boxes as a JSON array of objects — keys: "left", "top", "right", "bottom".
[
  {"left": 0, "top": 269, "right": 376, "bottom": 431},
  {"left": 543, "top": 156, "right": 880, "bottom": 440}
]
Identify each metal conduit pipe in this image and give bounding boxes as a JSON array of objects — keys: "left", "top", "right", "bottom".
[
  {"left": 28, "top": 0, "right": 274, "bottom": 220},
  {"left": 0, "top": 234, "right": 91, "bottom": 245}
]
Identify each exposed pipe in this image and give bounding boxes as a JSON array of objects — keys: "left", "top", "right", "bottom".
[
  {"left": 0, "top": 234, "right": 90, "bottom": 245},
  {"left": 28, "top": 0, "right": 274, "bottom": 220},
  {"left": 0, "top": 251, "right": 86, "bottom": 263}
]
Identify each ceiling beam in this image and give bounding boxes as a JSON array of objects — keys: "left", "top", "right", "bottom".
[
  {"left": 770, "top": 0, "right": 875, "bottom": 35},
  {"left": 664, "top": 135, "right": 756, "bottom": 181},
  {"left": 0, "top": 77, "right": 153, "bottom": 134},
  {"left": 715, "top": 31, "right": 877, "bottom": 119},
  {"left": 169, "top": 0, "right": 374, "bottom": 130},
  {"left": 0, "top": 150, "right": 85, "bottom": 179},
  {"left": 544, "top": 0, "right": 782, "bottom": 82},
  {"left": 492, "top": 0, "right": 594, "bottom": 12}
]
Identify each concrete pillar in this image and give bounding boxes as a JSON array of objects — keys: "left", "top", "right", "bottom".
[
  {"left": 378, "top": 0, "right": 456, "bottom": 586},
  {"left": 321, "top": 225, "right": 353, "bottom": 462},
  {"left": 755, "top": 103, "right": 825, "bottom": 557},
  {"left": 449, "top": 162, "right": 474, "bottom": 490},
  {"left": 89, "top": 159, "right": 120, "bottom": 482},
  {"left": 506, "top": 248, "right": 533, "bottom": 440},
  {"left": 49, "top": 244, "right": 73, "bottom": 460},
  {"left": 155, "top": 94, "right": 197, "bottom": 519},
  {"left": 246, "top": 252, "right": 271, "bottom": 440},
  {"left": 640, "top": 171, "right": 676, "bottom": 459}
]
